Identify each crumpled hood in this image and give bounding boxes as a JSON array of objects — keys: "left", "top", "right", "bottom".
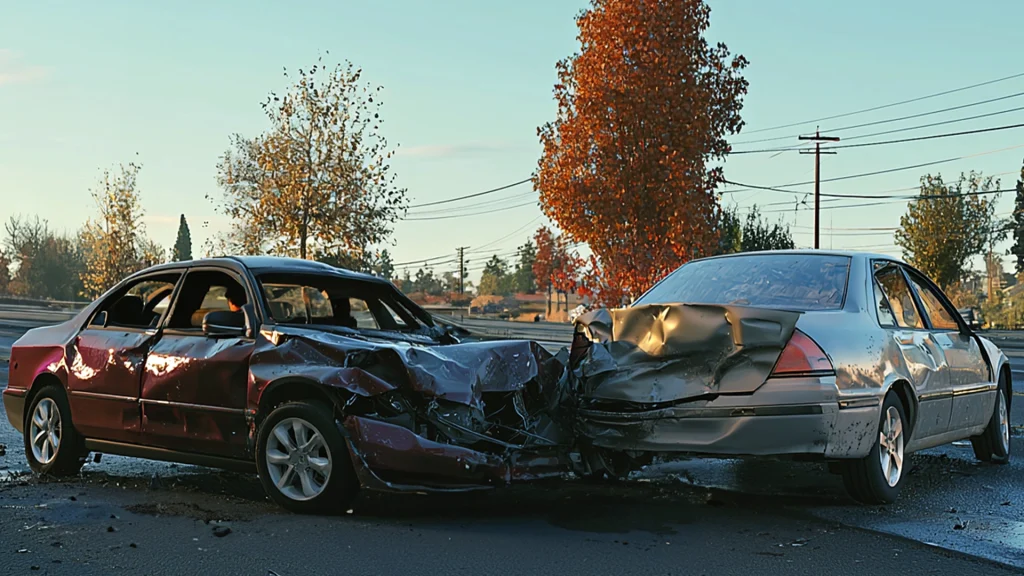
[
  {"left": 257, "top": 325, "right": 561, "bottom": 411},
  {"left": 572, "top": 304, "right": 802, "bottom": 405}
]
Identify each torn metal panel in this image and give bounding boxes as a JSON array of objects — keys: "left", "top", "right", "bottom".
[
  {"left": 343, "top": 416, "right": 510, "bottom": 486},
  {"left": 572, "top": 304, "right": 802, "bottom": 404},
  {"left": 250, "top": 326, "right": 559, "bottom": 412}
]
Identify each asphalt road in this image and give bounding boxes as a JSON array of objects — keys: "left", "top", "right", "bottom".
[{"left": 3, "top": 305, "right": 1024, "bottom": 573}]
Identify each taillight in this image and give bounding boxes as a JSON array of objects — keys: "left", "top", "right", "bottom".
[{"left": 770, "top": 330, "right": 833, "bottom": 377}]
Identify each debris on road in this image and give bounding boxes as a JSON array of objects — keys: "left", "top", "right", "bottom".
[
  {"left": 953, "top": 519, "right": 970, "bottom": 530},
  {"left": 0, "top": 443, "right": 6, "bottom": 456},
  {"left": 212, "top": 525, "right": 232, "bottom": 537}
]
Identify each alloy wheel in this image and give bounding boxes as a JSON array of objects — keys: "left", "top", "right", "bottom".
[
  {"left": 999, "top": 390, "right": 1010, "bottom": 453},
  {"left": 878, "top": 405, "right": 904, "bottom": 487},
  {"left": 29, "top": 398, "right": 61, "bottom": 465},
  {"left": 265, "top": 417, "right": 333, "bottom": 501}
]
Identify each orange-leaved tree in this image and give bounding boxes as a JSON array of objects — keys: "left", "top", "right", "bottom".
[
  {"left": 533, "top": 226, "right": 582, "bottom": 315},
  {"left": 535, "top": 0, "right": 748, "bottom": 305}
]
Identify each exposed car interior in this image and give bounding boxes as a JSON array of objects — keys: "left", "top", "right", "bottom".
[
  {"left": 91, "top": 274, "right": 181, "bottom": 329},
  {"left": 256, "top": 273, "right": 421, "bottom": 332},
  {"left": 165, "top": 270, "right": 248, "bottom": 330}
]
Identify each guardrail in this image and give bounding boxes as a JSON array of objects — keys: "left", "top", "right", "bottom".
[{"left": 0, "top": 296, "right": 88, "bottom": 310}]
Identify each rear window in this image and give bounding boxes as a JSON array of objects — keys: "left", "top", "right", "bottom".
[{"left": 635, "top": 254, "right": 850, "bottom": 311}]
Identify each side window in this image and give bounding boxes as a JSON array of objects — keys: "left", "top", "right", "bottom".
[
  {"left": 92, "top": 274, "right": 180, "bottom": 329},
  {"left": 907, "top": 274, "right": 960, "bottom": 331},
  {"left": 874, "top": 265, "right": 923, "bottom": 329},
  {"left": 262, "top": 285, "right": 333, "bottom": 324},
  {"left": 873, "top": 280, "right": 897, "bottom": 327},
  {"left": 166, "top": 270, "right": 248, "bottom": 329},
  {"left": 350, "top": 298, "right": 378, "bottom": 329}
]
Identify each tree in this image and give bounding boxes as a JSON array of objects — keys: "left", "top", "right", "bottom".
[
  {"left": 0, "top": 249, "right": 10, "bottom": 295},
  {"left": 214, "top": 57, "right": 407, "bottom": 259},
  {"left": 532, "top": 226, "right": 582, "bottom": 312},
  {"left": 376, "top": 249, "right": 394, "bottom": 280},
  {"left": 895, "top": 172, "right": 1006, "bottom": 290},
  {"left": 478, "top": 255, "right": 513, "bottom": 296},
  {"left": 740, "top": 206, "right": 795, "bottom": 252},
  {"left": 4, "top": 215, "right": 84, "bottom": 300},
  {"left": 79, "top": 163, "right": 162, "bottom": 298},
  {"left": 1010, "top": 160, "right": 1024, "bottom": 273},
  {"left": 714, "top": 205, "right": 743, "bottom": 255},
  {"left": 535, "top": 0, "right": 748, "bottom": 305},
  {"left": 172, "top": 214, "right": 192, "bottom": 261},
  {"left": 513, "top": 240, "right": 537, "bottom": 294}
]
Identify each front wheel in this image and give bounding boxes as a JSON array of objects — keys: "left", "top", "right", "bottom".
[
  {"left": 24, "top": 385, "right": 85, "bottom": 476},
  {"left": 255, "top": 401, "right": 359, "bottom": 514},
  {"left": 971, "top": 372, "right": 1011, "bottom": 464},
  {"left": 841, "top": 392, "right": 907, "bottom": 504}
]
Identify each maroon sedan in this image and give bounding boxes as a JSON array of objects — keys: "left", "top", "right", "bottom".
[{"left": 4, "top": 257, "right": 566, "bottom": 513}]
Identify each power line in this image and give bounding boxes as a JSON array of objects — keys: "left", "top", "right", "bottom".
[
  {"left": 724, "top": 142, "right": 1024, "bottom": 194},
  {"left": 731, "top": 119, "right": 1024, "bottom": 155},
  {"left": 737, "top": 71, "right": 1024, "bottom": 136},
  {"left": 403, "top": 199, "right": 538, "bottom": 221},
  {"left": 732, "top": 90, "right": 1024, "bottom": 146},
  {"left": 406, "top": 190, "right": 537, "bottom": 216},
  {"left": 405, "top": 178, "right": 532, "bottom": 209},
  {"left": 727, "top": 178, "right": 1014, "bottom": 201}
]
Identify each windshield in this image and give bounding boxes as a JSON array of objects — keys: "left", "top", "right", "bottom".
[
  {"left": 635, "top": 254, "right": 851, "bottom": 311},
  {"left": 256, "top": 273, "right": 425, "bottom": 331}
]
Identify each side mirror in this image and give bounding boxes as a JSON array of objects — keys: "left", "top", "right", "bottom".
[{"left": 203, "top": 310, "right": 246, "bottom": 338}]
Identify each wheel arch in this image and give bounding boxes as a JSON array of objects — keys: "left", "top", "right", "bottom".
[
  {"left": 255, "top": 377, "right": 347, "bottom": 428},
  {"left": 24, "top": 372, "right": 67, "bottom": 420},
  {"left": 885, "top": 378, "right": 918, "bottom": 440},
  {"left": 1001, "top": 362, "right": 1013, "bottom": 412}
]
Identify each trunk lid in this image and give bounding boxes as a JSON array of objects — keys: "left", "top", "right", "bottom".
[{"left": 572, "top": 303, "right": 802, "bottom": 405}]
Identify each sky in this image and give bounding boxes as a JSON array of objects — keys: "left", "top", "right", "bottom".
[{"left": 2, "top": 0, "right": 1024, "bottom": 282}]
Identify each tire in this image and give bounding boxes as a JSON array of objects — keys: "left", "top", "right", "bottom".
[
  {"left": 23, "top": 385, "right": 85, "bottom": 476},
  {"left": 971, "top": 372, "right": 1011, "bottom": 464},
  {"left": 255, "top": 400, "right": 359, "bottom": 514},
  {"left": 842, "top": 392, "right": 908, "bottom": 505}
]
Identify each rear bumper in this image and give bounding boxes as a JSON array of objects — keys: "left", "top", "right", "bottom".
[
  {"left": 3, "top": 388, "right": 26, "bottom": 434},
  {"left": 575, "top": 376, "right": 880, "bottom": 459}
]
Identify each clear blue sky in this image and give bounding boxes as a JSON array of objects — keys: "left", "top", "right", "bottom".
[{"left": 2, "top": 0, "right": 1024, "bottom": 281}]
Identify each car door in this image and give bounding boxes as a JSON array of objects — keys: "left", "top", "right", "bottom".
[
  {"left": 904, "top": 268, "right": 994, "bottom": 433},
  {"left": 139, "top": 267, "right": 255, "bottom": 458},
  {"left": 66, "top": 272, "right": 182, "bottom": 442},
  {"left": 872, "top": 262, "right": 953, "bottom": 439}
]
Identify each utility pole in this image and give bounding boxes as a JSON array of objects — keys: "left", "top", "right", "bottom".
[
  {"left": 456, "top": 247, "right": 467, "bottom": 294},
  {"left": 799, "top": 129, "right": 840, "bottom": 249}
]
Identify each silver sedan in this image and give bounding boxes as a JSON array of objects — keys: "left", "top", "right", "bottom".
[{"left": 570, "top": 251, "right": 1011, "bottom": 504}]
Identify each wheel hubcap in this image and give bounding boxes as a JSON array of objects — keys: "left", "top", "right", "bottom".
[
  {"left": 878, "top": 405, "right": 904, "bottom": 487},
  {"left": 265, "top": 417, "right": 332, "bottom": 501},
  {"left": 999, "top": 390, "right": 1010, "bottom": 452},
  {"left": 29, "top": 398, "right": 61, "bottom": 465}
]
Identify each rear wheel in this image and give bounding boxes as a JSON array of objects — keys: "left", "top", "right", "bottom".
[
  {"left": 24, "top": 385, "right": 85, "bottom": 476},
  {"left": 971, "top": 372, "right": 1010, "bottom": 464},
  {"left": 256, "top": 400, "right": 359, "bottom": 514},
  {"left": 842, "top": 392, "right": 907, "bottom": 505}
]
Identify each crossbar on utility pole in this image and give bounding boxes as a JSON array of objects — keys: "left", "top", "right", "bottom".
[{"left": 799, "top": 128, "right": 840, "bottom": 249}]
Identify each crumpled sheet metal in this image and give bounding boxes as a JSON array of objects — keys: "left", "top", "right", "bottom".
[
  {"left": 251, "top": 326, "right": 559, "bottom": 411},
  {"left": 573, "top": 304, "right": 802, "bottom": 404}
]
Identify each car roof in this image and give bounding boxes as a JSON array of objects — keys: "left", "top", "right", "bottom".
[
  {"left": 134, "top": 256, "right": 387, "bottom": 283},
  {"left": 690, "top": 249, "right": 905, "bottom": 265}
]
